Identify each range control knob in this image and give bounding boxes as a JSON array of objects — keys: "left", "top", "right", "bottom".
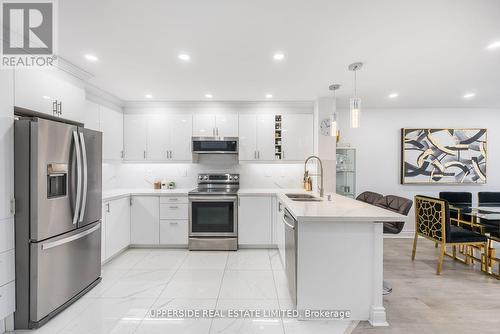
[
  {"left": 233, "top": 175, "right": 239, "bottom": 180},
  {"left": 203, "top": 175, "right": 209, "bottom": 180}
]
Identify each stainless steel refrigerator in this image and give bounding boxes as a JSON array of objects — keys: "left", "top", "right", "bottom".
[{"left": 14, "top": 112, "right": 102, "bottom": 329}]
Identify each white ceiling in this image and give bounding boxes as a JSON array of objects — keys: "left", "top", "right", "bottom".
[{"left": 59, "top": 0, "right": 500, "bottom": 107}]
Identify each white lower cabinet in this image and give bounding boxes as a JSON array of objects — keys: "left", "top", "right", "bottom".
[
  {"left": 0, "top": 250, "right": 15, "bottom": 287},
  {"left": 238, "top": 196, "right": 272, "bottom": 246},
  {"left": 103, "top": 197, "right": 131, "bottom": 260},
  {"left": 160, "top": 220, "right": 188, "bottom": 245},
  {"left": 131, "top": 196, "right": 160, "bottom": 245},
  {"left": 159, "top": 196, "right": 188, "bottom": 246},
  {"left": 0, "top": 281, "right": 15, "bottom": 320}
]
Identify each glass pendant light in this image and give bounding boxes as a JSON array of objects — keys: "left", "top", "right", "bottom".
[
  {"left": 328, "top": 84, "right": 341, "bottom": 137},
  {"left": 348, "top": 62, "right": 363, "bottom": 128}
]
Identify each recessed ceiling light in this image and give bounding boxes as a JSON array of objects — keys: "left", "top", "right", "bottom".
[
  {"left": 84, "top": 54, "right": 99, "bottom": 62},
  {"left": 265, "top": 94, "right": 273, "bottom": 99},
  {"left": 205, "top": 93, "right": 213, "bottom": 99},
  {"left": 388, "top": 93, "right": 399, "bottom": 99},
  {"left": 145, "top": 94, "right": 153, "bottom": 99},
  {"left": 463, "top": 92, "right": 476, "bottom": 99},
  {"left": 486, "top": 41, "right": 500, "bottom": 50},
  {"left": 178, "top": 53, "right": 191, "bottom": 61},
  {"left": 273, "top": 53, "right": 285, "bottom": 61}
]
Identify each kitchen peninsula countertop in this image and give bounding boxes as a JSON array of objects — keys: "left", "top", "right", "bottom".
[{"left": 102, "top": 188, "right": 405, "bottom": 223}]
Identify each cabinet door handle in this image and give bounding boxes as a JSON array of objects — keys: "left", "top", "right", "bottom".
[
  {"left": 58, "top": 101, "right": 62, "bottom": 115},
  {"left": 169, "top": 206, "right": 178, "bottom": 209},
  {"left": 169, "top": 222, "right": 179, "bottom": 225},
  {"left": 130, "top": 197, "right": 133, "bottom": 206},
  {"left": 106, "top": 203, "right": 110, "bottom": 212},
  {"left": 258, "top": 151, "right": 260, "bottom": 159},
  {"left": 169, "top": 198, "right": 178, "bottom": 201},
  {"left": 144, "top": 150, "right": 147, "bottom": 159},
  {"left": 121, "top": 150, "right": 124, "bottom": 159},
  {"left": 170, "top": 150, "right": 173, "bottom": 159},
  {"left": 216, "top": 128, "right": 219, "bottom": 136},
  {"left": 52, "top": 101, "right": 58, "bottom": 116}
]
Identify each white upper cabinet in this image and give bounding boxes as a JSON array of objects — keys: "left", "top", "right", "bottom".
[
  {"left": 147, "top": 114, "right": 170, "bottom": 161},
  {"left": 84, "top": 100, "right": 100, "bottom": 131},
  {"left": 101, "top": 106, "right": 124, "bottom": 161},
  {"left": 215, "top": 114, "right": 238, "bottom": 137},
  {"left": 124, "top": 113, "right": 192, "bottom": 162},
  {"left": 193, "top": 114, "right": 238, "bottom": 137},
  {"left": 238, "top": 114, "right": 275, "bottom": 161},
  {"left": 238, "top": 114, "right": 257, "bottom": 160},
  {"left": 256, "top": 114, "right": 276, "bottom": 160},
  {"left": 193, "top": 114, "right": 216, "bottom": 136},
  {"left": 169, "top": 114, "right": 193, "bottom": 161},
  {"left": 124, "top": 114, "right": 148, "bottom": 160},
  {"left": 14, "top": 68, "right": 85, "bottom": 123},
  {"left": 282, "top": 114, "right": 313, "bottom": 161},
  {"left": 0, "top": 70, "right": 14, "bottom": 220}
]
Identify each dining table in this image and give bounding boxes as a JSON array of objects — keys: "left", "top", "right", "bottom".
[{"left": 450, "top": 205, "right": 500, "bottom": 278}]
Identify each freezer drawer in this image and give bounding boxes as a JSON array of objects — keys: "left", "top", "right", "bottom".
[{"left": 29, "top": 222, "right": 101, "bottom": 322}]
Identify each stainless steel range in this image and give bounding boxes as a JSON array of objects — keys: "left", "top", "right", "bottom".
[{"left": 188, "top": 173, "right": 239, "bottom": 250}]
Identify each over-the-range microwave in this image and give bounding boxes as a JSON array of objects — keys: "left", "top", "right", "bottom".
[{"left": 192, "top": 137, "right": 238, "bottom": 154}]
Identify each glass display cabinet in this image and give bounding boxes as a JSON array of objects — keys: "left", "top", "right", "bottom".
[{"left": 336, "top": 147, "right": 356, "bottom": 198}]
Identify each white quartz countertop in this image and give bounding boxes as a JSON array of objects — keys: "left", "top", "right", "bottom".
[
  {"left": 102, "top": 188, "right": 407, "bottom": 223},
  {"left": 277, "top": 192, "right": 407, "bottom": 223},
  {"left": 102, "top": 188, "right": 191, "bottom": 201}
]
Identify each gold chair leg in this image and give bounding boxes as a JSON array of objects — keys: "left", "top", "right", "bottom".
[
  {"left": 452, "top": 245, "right": 457, "bottom": 259},
  {"left": 412, "top": 233, "right": 418, "bottom": 260},
  {"left": 436, "top": 244, "right": 446, "bottom": 275},
  {"left": 435, "top": 242, "right": 438, "bottom": 248}
]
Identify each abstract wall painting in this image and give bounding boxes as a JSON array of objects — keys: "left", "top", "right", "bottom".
[{"left": 401, "top": 128, "right": 487, "bottom": 184}]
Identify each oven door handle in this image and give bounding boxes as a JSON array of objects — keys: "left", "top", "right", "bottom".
[{"left": 189, "top": 196, "right": 238, "bottom": 201}]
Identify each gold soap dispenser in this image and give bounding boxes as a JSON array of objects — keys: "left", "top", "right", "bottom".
[{"left": 303, "top": 170, "right": 312, "bottom": 191}]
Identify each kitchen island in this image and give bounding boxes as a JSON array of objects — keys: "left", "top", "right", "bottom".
[{"left": 275, "top": 192, "right": 406, "bottom": 327}]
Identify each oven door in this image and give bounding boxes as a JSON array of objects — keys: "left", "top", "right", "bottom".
[{"left": 189, "top": 196, "right": 238, "bottom": 237}]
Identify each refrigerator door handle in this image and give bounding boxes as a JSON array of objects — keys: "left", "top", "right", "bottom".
[
  {"left": 72, "top": 131, "right": 82, "bottom": 225},
  {"left": 41, "top": 224, "right": 100, "bottom": 250},
  {"left": 78, "top": 131, "right": 88, "bottom": 223}
]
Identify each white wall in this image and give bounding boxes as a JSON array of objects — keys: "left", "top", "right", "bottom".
[{"left": 337, "top": 108, "right": 500, "bottom": 235}]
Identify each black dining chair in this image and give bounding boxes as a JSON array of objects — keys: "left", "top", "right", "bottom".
[
  {"left": 478, "top": 192, "right": 500, "bottom": 239},
  {"left": 356, "top": 191, "right": 383, "bottom": 205},
  {"left": 412, "top": 196, "right": 488, "bottom": 275},
  {"left": 439, "top": 192, "right": 473, "bottom": 228},
  {"left": 373, "top": 195, "right": 413, "bottom": 294},
  {"left": 478, "top": 192, "right": 500, "bottom": 207}
]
